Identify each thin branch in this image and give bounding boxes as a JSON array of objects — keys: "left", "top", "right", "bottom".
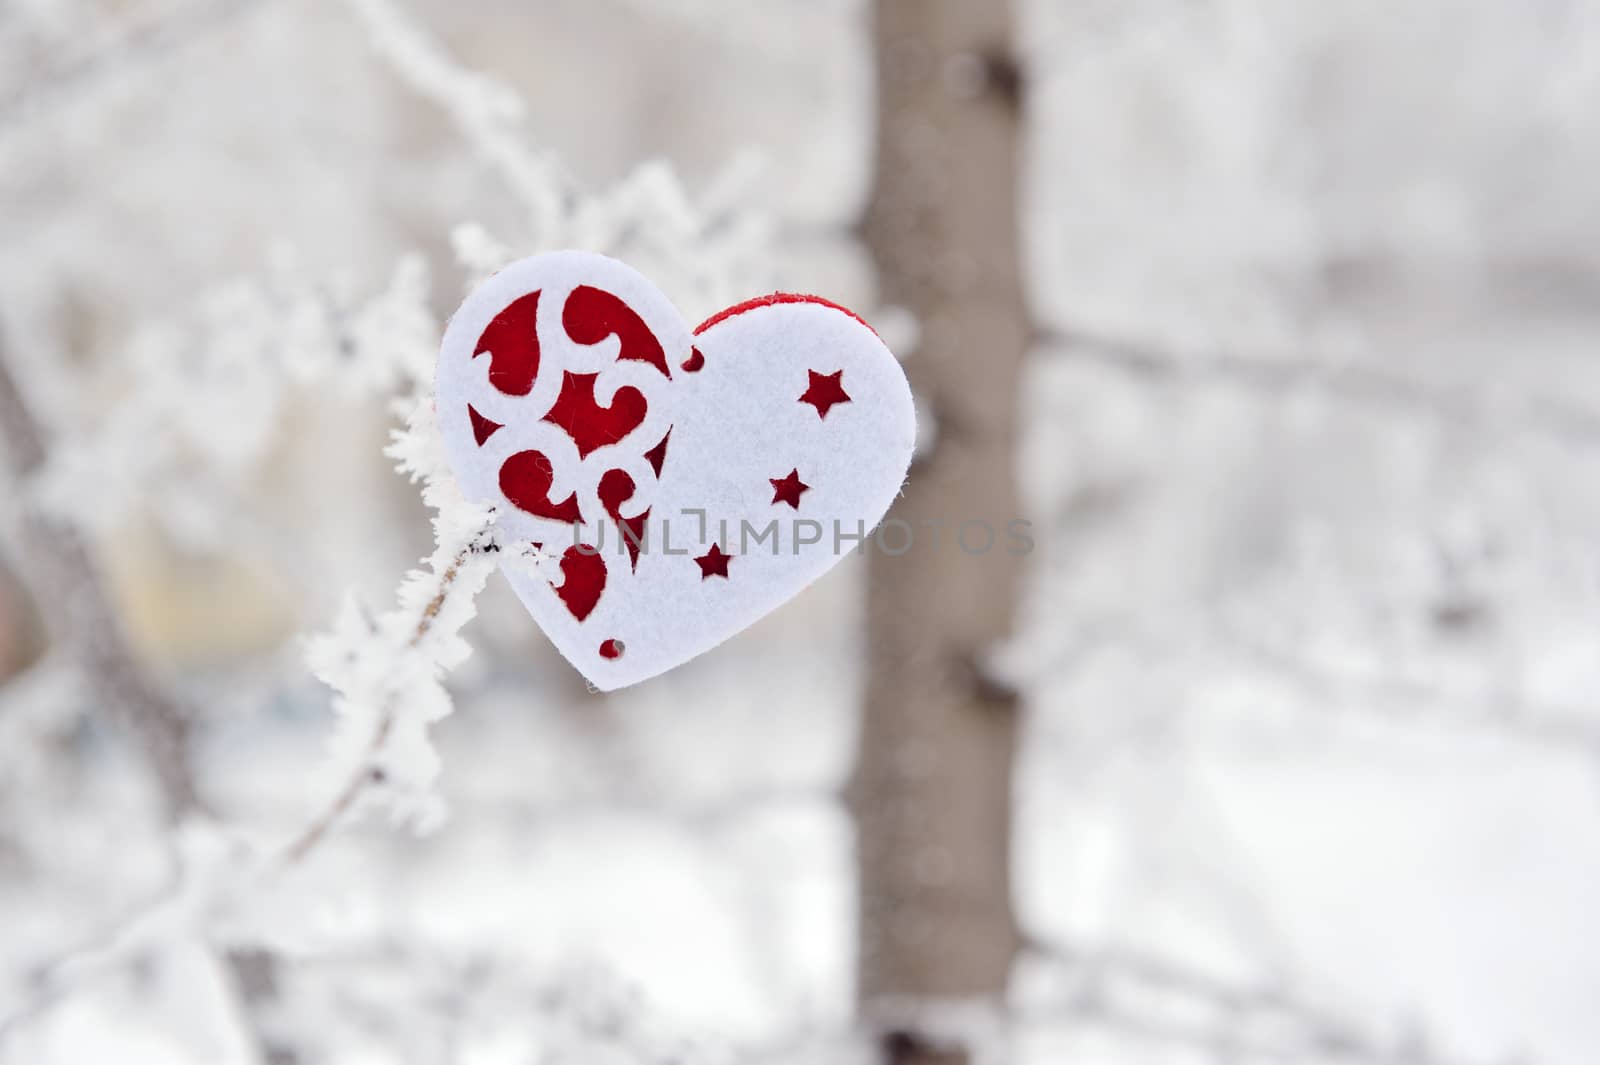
[
  {"left": 0, "top": 884, "right": 187, "bottom": 1046},
  {"left": 276, "top": 544, "right": 478, "bottom": 866},
  {"left": 1021, "top": 938, "right": 1522, "bottom": 1065},
  {"left": 443, "top": 783, "right": 840, "bottom": 836},
  {"left": 341, "top": 0, "right": 566, "bottom": 235},
  {"left": 1042, "top": 325, "right": 1600, "bottom": 448},
  {"left": 1016, "top": 613, "right": 1600, "bottom": 758},
  {"left": 1218, "top": 620, "right": 1600, "bottom": 756}
]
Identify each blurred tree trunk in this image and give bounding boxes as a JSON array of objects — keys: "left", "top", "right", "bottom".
[
  {"left": 853, "top": 2, "right": 1029, "bottom": 1064},
  {"left": 0, "top": 330, "right": 296, "bottom": 1065}
]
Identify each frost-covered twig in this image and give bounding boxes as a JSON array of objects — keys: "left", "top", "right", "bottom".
[
  {"left": 279, "top": 534, "right": 495, "bottom": 864},
  {"left": 30, "top": 255, "right": 435, "bottom": 554},
  {"left": 344, "top": 0, "right": 773, "bottom": 311},
  {"left": 1, "top": 4, "right": 781, "bottom": 1055},
  {"left": 281, "top": 395, "right": 500, "bottom": 864},
  {"left": 343, "top": 0, "right": 565, "bottom": 237},
  {"left": 0, "top": 367, "right": 499, "bottom": 1056}
]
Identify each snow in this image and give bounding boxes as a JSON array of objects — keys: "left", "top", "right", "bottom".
[{"left": 3, "top": 0, "right": 1600, "bottom": 1063}]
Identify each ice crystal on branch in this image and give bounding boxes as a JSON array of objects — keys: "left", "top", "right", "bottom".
[{"left": 300, "top": 401, "right": 498, "bottom": 843}]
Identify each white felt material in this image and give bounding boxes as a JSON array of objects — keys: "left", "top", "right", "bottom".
[{"left": 437, "top": 251, "right": 915, "bottom": 690}]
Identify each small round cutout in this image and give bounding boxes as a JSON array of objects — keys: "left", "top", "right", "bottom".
[{"left": 599, "top": 639, "right": 625, "bottom": 660}]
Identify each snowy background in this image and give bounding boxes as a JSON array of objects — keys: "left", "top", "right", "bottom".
[{"left": 2, "top": 1, "right": 1598, "bottom": 1063}]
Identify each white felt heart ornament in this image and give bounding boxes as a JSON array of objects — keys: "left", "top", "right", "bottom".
[{"left": 436, "top": 251, "right": 915, "bottom": 690}]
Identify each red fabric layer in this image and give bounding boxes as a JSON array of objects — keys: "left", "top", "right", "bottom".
[
  {"left": 563, "top": 285, "right": 672, "bottom": 378},
  {"left": 599, "top": 468, "right": 649, "bottom": 570},
  {"left": 643, "top": 429, "right": 671, "bottom": 477},
  {"left": 798, "top": 369, "right": 851, "bottom": 419},
  {"left": 499, "top": 450, "right": 583, "bottom": 524},
  {"left": 468, "top": 405, "right": 502, "bottom": 446},
  {"left": 693, "top": 292, "right": 877, "bottom": 338},
  {"left": 554, "top": 546, "right": 606, "bottom": 621},
  {"left": 542, "top": 372, "right": 649, "bottom": 459},
  {"left": 694, "top": 543, "right": 732, "bottom": 580},
  {"left": 770, "top": 468, "right": 809, "bottom": 509},
  {"left": 474, "top": 290, "right": 542, "bottom": 396}
]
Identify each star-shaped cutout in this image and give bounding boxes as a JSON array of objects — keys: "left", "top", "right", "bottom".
[
  {"left": 798, "top": 369, "right": 851, "bottom": 419},
  {"left": 694, "top": 542, "right": 732, "bottom": 580},
  {"left": 770, "top": 468, "right": 810, "bottom": 509}
]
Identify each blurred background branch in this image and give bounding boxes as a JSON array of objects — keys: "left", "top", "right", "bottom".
[
  {"left": 1043, "top": 327, "right": 1600, "bottom": 450},
  {"left": 0, "top": 326, "right": 294, "bottom": 1062},
  {"left": 0, "top": 0, "right": 259, "bottom": 129}
]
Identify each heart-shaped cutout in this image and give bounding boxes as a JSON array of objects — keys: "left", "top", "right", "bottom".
[{"left": 437, "top": 251, "right": 915, "bottom": 690}]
